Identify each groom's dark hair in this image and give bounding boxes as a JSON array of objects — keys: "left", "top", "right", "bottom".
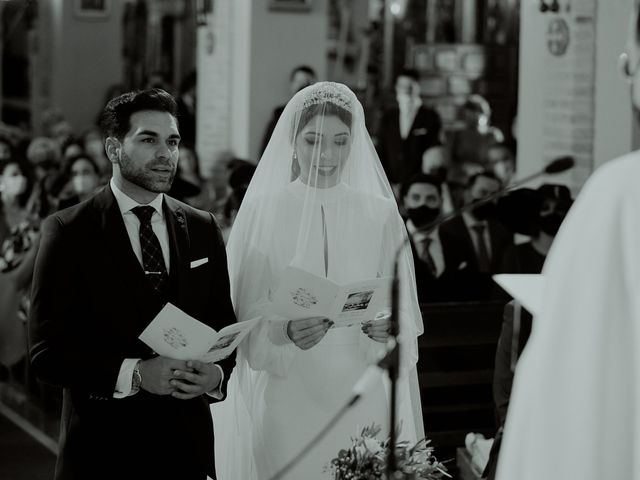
[{"left": 99, "top": 88, "right": 178, "bottom": 140}]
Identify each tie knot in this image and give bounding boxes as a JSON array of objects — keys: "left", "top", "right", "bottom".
[{"left": 132, "top": 205, "right": 156, "bottom": 224}]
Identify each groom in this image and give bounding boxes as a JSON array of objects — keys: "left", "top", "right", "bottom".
[{"left": 29, "top": 88, "right": 237, "bottom": 479}]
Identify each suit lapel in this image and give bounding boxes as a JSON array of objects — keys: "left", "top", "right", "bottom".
[{"left": 163, "top": 196, "right": 190, "bottom": 307}]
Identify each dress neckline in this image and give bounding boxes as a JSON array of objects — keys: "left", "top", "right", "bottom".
[{"left": 287, "top": 178, "right": 349, "bottom": 203}]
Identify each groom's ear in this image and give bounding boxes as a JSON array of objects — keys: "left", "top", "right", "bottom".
[{"left": 105, "top": 137, "right": 121, "bottom": 165}]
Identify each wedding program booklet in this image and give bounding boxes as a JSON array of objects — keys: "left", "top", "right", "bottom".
[
  {"left": 269, "top": 266, "right": 391, "bottom": 327},
  {"left": 139, "top": 303, "right": 260, "bottom": 363}
]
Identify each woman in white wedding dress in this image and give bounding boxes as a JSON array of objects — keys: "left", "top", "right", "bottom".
[{"left": 213, "top": 82, "right": 424, "bottom": 480}]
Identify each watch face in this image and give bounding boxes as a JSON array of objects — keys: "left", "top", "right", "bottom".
[{"left": 132, "top": 364, "right": 142, "bottom": 392}]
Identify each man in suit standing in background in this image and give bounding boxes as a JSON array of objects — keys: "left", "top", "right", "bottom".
[
  {"left": 260, "top": 65, "right": 317, "bottom": 156},
  {"left": 29, "top": 88, "right": 237, "bottom": 479},
  {"left": 377, "top": 68, "right": 442, "bottom": 194}
]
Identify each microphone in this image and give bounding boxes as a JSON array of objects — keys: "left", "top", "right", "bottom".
[
  {"left": 350, "top": 339, "right": 396, "bottom": 402},
  {"left": 543, "top": 156, "right": 574, "bottom": 174},
  {"left": 267, "top": 355, "right": 389, "bottom": 480},
  {"left": 415, "top": 156, "right": 575, "bottom": 235}
]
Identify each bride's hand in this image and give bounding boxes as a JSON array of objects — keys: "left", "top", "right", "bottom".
[
  {"left": 287, "top": 317, "right": 334, "bottom": 350},
  {"left": 362, "top": 311, "right": 391, "bottom": 343}
]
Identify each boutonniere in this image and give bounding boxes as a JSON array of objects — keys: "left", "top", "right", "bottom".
[{"left": 175, "top": 210, "right": 186, "bottom": 227}]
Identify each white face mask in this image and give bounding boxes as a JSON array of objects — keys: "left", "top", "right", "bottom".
[
  {"left": 1, "top": 175, "right": 27, "bottom": 197},
  {"left": 72, "top": 175, "right": 98, "bottom": 195}
]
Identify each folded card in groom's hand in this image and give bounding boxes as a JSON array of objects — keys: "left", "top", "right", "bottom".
[
  {"left": 139, "top": 303, "right": 260, "bottom": 363},
  {"left": 269, "top": 266, "right": 391, "bottom": 327}
]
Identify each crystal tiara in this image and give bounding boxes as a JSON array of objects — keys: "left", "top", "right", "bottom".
[{"left": 300, "top": 82, "right": 354, "bottom": 112}]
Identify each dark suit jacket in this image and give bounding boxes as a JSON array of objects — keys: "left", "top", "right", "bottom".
[
  {"left": 260, "top": 104, "right": 286, "bottom": 156},
  {"left": 377, "top": 105, "right": 442, "bottom": 185},
  {"left": 408, "top": 230, "right": 457, "bottom": 304},
  {"left": 483, "top": 301, "right": 533, "bottom": 480},
  {"left": 29, "top": 186, "right": 237, "bottom": 480},
  {"left": 439, "top": 216, "right": 513, "bottom": 301}
]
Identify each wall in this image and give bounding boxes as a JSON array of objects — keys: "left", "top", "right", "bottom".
[
  {"left": 517, "top": 0, "right": 634, "bottom": 193},
  {"left": 593, "top": 0, "right": 634, "bottom": 168},
  {"left": 43, "top": 0, "right": 124, "bottom": 133},
  {"left": 246, "top": 0, "right": 328, "bottom": 161}
]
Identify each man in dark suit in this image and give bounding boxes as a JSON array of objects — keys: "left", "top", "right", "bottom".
[
  {"left": 400, "top": 173, "right": 453, "bottom": 303},
  {"left": 439, "top": 171, "right": 513, "bottom": 301},
  {"left": 29, "top": 89, "right": 236, "bottom": 479},
  {"left": 260, "top": 65, "right": 317, "bottom": 156},
  {"left": 483, "top": 301, "right": 533, "bottom": 480},
  {"left": 377, "top": 68, "right": 442, "bottom": 191}
]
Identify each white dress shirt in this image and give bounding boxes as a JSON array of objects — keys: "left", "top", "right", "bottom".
[
  {"left": 406, "top": 219, "right": 445, "bottom": 277},
  {"left": 399, "top": 97, "right": 422, "bottom": 139}
]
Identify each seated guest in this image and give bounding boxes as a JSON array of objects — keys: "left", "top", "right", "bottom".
[
  {"left": 498, "top": 183, "right": 573, "bottom": 275},
  {"left": 401, "top": 173, "right": 453, "bottom": 303},
  {"left": 421, "top": 146, "right": 455, "bottom": 214},
  {"left": 449, "top": 94, "right": 504, "bottom": 171},
  {"left": 168, "top": 145, "right": 202, "bottom": 206},
  {"left": 222, "top": 160, "right": 256, "bottom": 242},
  {"left": 57, "top": 154, "right": 103, "bottom": 210},
  {"left": 485, "top": 142, "right": 516, "bottom": 186},
  {"left": 439, "top": 171, "right": 513, "bottom": 301},
  {"left": 0, "top": 159, "right": 39, "bottom": 379}
]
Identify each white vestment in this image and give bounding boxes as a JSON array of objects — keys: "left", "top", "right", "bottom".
[{"left": 496, "top": 151, "right": 640, "bottom": 480}]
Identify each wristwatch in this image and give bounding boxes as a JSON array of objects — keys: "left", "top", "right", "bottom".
[{"left": 131, "top": 360, "right": 142, "bottom": 395}]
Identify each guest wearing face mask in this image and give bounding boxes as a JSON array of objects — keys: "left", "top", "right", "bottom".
[
  {"left": 439, "top": 171, "right": 514, "bottom": 301},
  {"left": 497, "top": 184, "right": 573, "bottom": 275},
  {"left": 401, "top": 173, "right": 455, "bottom": 303},
  {"left": 377, "top": 68, "right": 442, "bottom": 195},
  {"left": 57, "top": 154, "right": 103, "bottom": 210},
  {"left": 0, "top": 159, "right": 39, "bottom": 380}
]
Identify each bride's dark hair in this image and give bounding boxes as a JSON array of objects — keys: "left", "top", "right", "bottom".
[
  {"left": 292, "top": 102, "right": 352, "bottom": 142},
  {"left": 290, "top": 102, "right": 352, "bottom": 180}
]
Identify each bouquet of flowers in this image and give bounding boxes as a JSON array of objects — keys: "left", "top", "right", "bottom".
[{"left": 326, "top": 424, "right": 451, "bottom": 480}]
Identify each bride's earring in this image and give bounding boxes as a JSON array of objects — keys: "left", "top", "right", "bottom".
[{"left": 291, "top": 151, "right": 300, "bottom": 181}]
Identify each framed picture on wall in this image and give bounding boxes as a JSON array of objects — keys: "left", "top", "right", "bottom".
[
  {"left": 269, "top": 0, "right": 313, "bottom": 12},
  {"left": 74, "top": 0, "right": 112, "bottom": 19}
]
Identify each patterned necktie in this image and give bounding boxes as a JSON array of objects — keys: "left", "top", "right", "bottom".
[
  {"left": 132, "top": 205, "right": 168, "bottom": 296},
  {"left": 471, "top": 224, "right": 491, "bottom": 273},
  {"left": 419, "top": 236, "right": 438, "bottom": 277}
]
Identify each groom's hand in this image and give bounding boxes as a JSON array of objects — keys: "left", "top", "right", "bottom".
[
  {"left": 139, "top": 357, "right": 192, "bottom": 395},
  {"left": 287, "top": 317, "right": 334, "bottom": 350},
  {"left": 169, "top": 360, "right": 222, "bottom": 400}
]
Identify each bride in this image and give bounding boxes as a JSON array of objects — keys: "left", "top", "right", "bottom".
[{"left": 213, "top": 82, "right": 424, "bottom": 480}]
